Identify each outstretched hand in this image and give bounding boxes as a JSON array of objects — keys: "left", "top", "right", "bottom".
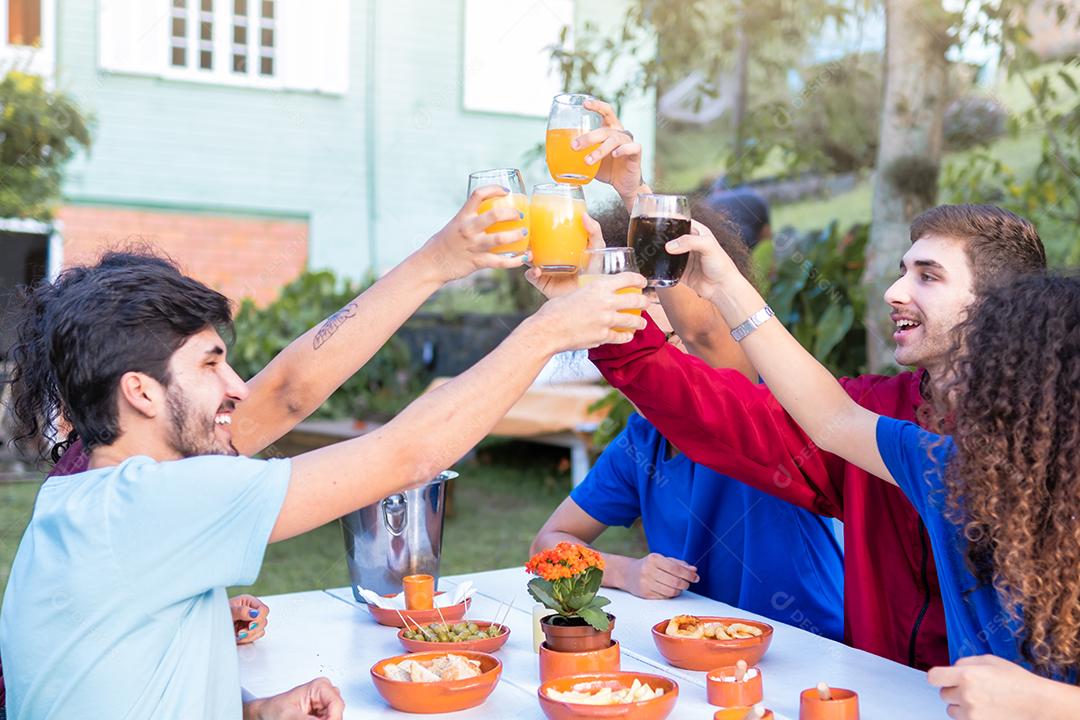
[
  {"left": 581, "top": 98, "right": 644, "bottom": 202},
  {"left": 420, "top": 186, "right": 529, "bottom": 282},
  {"left": 665, "top": 220, "right": 742, "bottom": 301}
]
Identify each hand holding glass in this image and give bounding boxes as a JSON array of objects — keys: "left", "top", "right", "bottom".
[
  {"left": 579, "top": 247, "right": 644, "bottom": 333},
  {"left": 546, "top": 94, "right": 603, "bottom": 185},
  {"left": 467, "top": 168, "right": 530, "bottom": 257},
  {"left": 628, "top": 194, "right": 691, "bottom": 288}
]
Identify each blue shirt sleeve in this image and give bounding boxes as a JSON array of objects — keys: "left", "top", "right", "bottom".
[
  {"left": 571, "top": 416, "right": 654, "bottom": 528},
  {"left": 105, "top": 455, "right": 291, "bottom": 602},
  {"left": 875, "top": 416, "right": 953, "bottom": 519}
]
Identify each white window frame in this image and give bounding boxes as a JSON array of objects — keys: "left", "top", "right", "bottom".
[
  {"left": 0, "top": 0, "right": 56, "bottom": 78},
  {"left": 162, "top": 0, "right": 283, "bottom": 90}
]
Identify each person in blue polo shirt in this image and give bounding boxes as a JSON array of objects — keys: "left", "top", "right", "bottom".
[{"left": 531, "top": 292, "right": 844, "bottom": 641}]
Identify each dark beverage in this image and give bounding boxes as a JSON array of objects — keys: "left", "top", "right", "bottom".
[{"left": 627, "top": 215, "right": 691, "bottom": 288}]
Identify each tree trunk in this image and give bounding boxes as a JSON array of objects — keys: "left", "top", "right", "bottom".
[
  {"left": 864, "top": 0, "right": 949, "bottom": 372},
  {"left": 731, "top": 19, "right": 750, "bottom": 164}
]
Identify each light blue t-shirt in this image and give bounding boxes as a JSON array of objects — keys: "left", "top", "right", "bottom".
[{"left": 0, "top": 454, "right": 290, "bottom": 720}]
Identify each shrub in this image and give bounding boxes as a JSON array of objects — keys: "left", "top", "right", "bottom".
[{"left": 943, "top": 95, "right": 1008, "bottom": 152}]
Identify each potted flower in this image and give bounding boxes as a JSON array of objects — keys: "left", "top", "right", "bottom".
[{"left": 526, "top": 542, "right": 615, "bottom": 652}]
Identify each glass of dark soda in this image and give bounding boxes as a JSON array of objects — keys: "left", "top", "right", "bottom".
[{"left": 627, "top": 194, "right": 691, "bottom": 289}]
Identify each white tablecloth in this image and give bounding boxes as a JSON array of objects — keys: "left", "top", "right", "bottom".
[{"left": 239, "top": 567, "right": 946, "bottom": 718}]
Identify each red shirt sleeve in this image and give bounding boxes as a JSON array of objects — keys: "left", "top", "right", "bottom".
[{"left": 590, "top": 313, "right": 848, "bottom": 520}]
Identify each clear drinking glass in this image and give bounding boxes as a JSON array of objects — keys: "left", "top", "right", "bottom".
[
  {"left": 545, "top": 93, "right": 603, "bottom": 185},
  {"left": 529, "top": 183, "right": 588, "bottom": 274},
  {"left": 467, "top": 168, "right": 529, "bottom": 256},
  {"left": 627, "top": 194, "right": 692, "bottom": 289},
  {"left": 578, "top": 246, "right": 643, "bottom": 333}
]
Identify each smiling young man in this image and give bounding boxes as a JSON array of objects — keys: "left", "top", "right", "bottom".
[
  {"left": 0, "top": 237, "right": 646, "bottom": 715},
  {"left": 585, "top": 203, "right": 1047, "bottom": 669}
]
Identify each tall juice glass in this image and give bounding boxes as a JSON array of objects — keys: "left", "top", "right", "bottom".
[
  {"left": 578, "top": 246, "right": 642, "bottom": 333},
  {"left": 467, "top": 168, "right": 530, "bottom": 256},
  {"left": 628, "top": 194, "right": 692, "bottom": 289},
  {"left": 545, "top": 93, "right": 602, "bottom": 185},
  {"left": 529, "top": 183, "right": 588, "bottom": 274}
]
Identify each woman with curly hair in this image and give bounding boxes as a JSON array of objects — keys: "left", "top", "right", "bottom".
[{"left": 667, "top": 223, "right": 1079, "bottom": 719}]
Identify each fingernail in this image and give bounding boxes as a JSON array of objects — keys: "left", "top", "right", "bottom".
[
  {"left": 249, "top": 621, "right": 258, "bottom": 630},
  {"left": 248, "top": 609, "right": 259, "bottom": 618},
  {"left": 518, "top": 211, "right": 524, "bottom": 219},
  {"left": 239, "top": 631, "right": 248, "bottom": 639},
  {"left": 667, "top": 240, "right": 680, "bottom": 250},
  {"left": 501, "top": 185, "right": 510, "bottom": 193},
  {"left": 571, "top": 140, "right": 579, "bottom": 150},
  {"left": 521, "top": 228, "right": 528, "bottom": 236}
]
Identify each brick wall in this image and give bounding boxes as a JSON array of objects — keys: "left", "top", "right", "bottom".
[{"left": 57, "top": 205, "right": 308, "bottom": 307}]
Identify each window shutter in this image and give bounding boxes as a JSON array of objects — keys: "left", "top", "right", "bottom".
[
  {"left": 278, "top": 0, "right": 349, "bottom": 94},
  {"left": 99, "top": 0, "right": 170, "bottom": 75}
]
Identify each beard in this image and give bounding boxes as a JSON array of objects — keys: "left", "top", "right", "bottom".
[{"left": 165, "top": 386, "right": 238, "bottom": 458}]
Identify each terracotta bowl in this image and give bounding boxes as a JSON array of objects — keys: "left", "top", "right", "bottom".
[
  {"left": 538, "top": 672, "right": 679, "bottom": 720},
  {"left": 650, "top": 618, "right": 773, "bottom": 671},
  {"left": 398, "top": 621, "right": 510, "bottom": 653},
  {"left": 714, "top": 708, "right": 774, "bottom": 720},
  {"left": 799, "top": 687, "right": 860, "bottom": 720},
  {"left": 367, "top": 594, "right": 471, "bottom": 628},
  {"left": 370, "top": 650, "right": 501, "bottom": 714},
  {"left": 707, "top": 664, "right": 764, "bottom": 707},
  {"left": 539, "top": 640, "right": 621, "bottom": 684}
]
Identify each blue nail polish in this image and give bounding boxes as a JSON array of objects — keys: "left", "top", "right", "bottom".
[
  {"left": 239, "top": 631, "right": 248, "bottom": 639},
  {"left": 521, "top": 229, "right": 529, "bottom": 236},
  {"left": 501, "top": 185, "right": 510, "bottom": 193},
  {"left": 519, "top": 212, "right": 524, "bottom": 219},
  {"left": 249, "top": 622, "right": 258, "bottom": 630},
  {"left": 248, "top": 609, "right": 259, "bottom": 619}
]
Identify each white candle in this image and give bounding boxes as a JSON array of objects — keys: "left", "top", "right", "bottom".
[{"left": 532, "top": 604, "right": 554, "bottom": 653}]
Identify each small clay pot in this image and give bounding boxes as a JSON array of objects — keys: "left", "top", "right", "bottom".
[
  {"left": 538, "top": 640, "right": 621, "bottom": 683},
  {"left": 541, "top": 614, "right": 616, "bottom": 653},
  {"left": 799, "top": 687, "right": 860, "bottom": 720}
]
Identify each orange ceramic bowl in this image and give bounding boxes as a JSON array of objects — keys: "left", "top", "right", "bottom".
[
  {"left": 370, "top": 650, "right": 501, "bottom": 714},
  {"left": 651, "top": 618, "right": 773, "bottom": 671},
  {"left": 799, "top": 687, "right": 860, "bottom": 720},
  {"left": 538, "top": 672, "right": 679, "bottom": 720},
  {"left": 367, "top": 594, "right": 471, "bottom": 628},
  {"left": 398, "top": 621, "right": 510, "bottom": 653},
  {"left": 539, "top": 641, "right": 621, "bottom": 683},
  {"left": 707, "top": 664, "right": 763, "bottom": 707},
  {"left": 715, "top": 708, "right": 774, "bottom": 720}
]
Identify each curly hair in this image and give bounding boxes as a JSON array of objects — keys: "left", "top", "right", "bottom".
[
  {"left": 935, "top": 271, "right": 1080, "bottom": 677},
  {"left": 7, "top": 249, "right": 233, "bottom": 461}
]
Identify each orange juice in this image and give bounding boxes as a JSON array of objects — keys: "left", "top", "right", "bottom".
[
  {"left": 477, "top": 192, "right": 530, "bottom": 254},
  {"left": 545, "top": 128, "right": 601, "bottom": 184},
  {"left": 530, "top": 194, "right": 587, "bottom": 272},
  {"left": 578, "top": 275, "right": 643, "bottom": 332}
]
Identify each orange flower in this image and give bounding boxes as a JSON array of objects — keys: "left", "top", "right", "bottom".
[{"left": 525, "top": 542, "right": 605, "bottom": 582}]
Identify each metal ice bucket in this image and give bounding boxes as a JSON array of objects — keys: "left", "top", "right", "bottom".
[{"left": 340, "top": 470, "right": 456, "bottom": 602}]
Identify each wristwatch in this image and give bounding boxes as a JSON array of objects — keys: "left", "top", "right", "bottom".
[{"left": 730, "top": 305, "right": 775, "bottom": 342}]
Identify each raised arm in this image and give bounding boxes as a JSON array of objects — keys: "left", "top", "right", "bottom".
[
  {"left": 269, "top": 273, "right": 649, "bottom": 542},
  {"left": 667, "top": 226, "right": 893, "bottom": 484},
  {"left": 232, "top": 186, "right": 528, "bottom": 456}
]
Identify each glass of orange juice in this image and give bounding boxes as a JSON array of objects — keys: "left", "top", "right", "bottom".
[
  {"left": 546, "top": 93, "right": 602, "bottom": 185},
  {"left": 529, "top": 183, "right": 588, "bottom": 274},
  {"left": 579, "top": 247, "right": 643, "bottom": 332},
  {"left": 467, "top": 168, "right": 530, "bottom": 257}
]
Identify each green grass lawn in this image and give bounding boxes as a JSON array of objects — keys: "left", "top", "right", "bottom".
[{"left": 0, "top": 443, "right": 647, "bottom": 602}]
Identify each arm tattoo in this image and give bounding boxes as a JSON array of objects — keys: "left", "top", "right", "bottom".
[{"left": 313, "top": 302, "right": 359, "bottom": 349}]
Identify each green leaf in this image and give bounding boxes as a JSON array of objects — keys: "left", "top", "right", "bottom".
[
  {"left": 813, "top": 303, "right": 854, "bottom": 361},
  {"left": 577, "top": 606, "right": 610, "bottom": 632},
  {"left": 527, "top": 578, "right": 562, "bottom": 614}
]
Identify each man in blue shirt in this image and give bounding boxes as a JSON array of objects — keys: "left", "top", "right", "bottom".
[{"left": 532, "top": 304, "right": 845, "bottom": 641}]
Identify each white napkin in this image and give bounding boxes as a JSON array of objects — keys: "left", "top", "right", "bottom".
[{"left": 356, "top": 580, "right": 476, "bottom": 610}]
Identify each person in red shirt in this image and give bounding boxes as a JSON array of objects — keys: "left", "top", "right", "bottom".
[{"left": 530, "top": 99, "right": 1048, "bottom": 669}]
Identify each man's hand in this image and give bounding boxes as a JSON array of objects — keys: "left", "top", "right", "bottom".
[
  {"left": 231, "top": 594, "right": 268, "bottom": 645},
  {"left": 243, "top": 678, "right": 344, "bottom": 720},
  {"left": 524, "top": 213, "right": 606, "bottom": 299},
  {"left": 530, "top": 272, "right": 649, "bottom": 353},
  {"left": 621, "top": 553, "right": 700, "bottom": 599},
  {"left": 927, "top": 655, "right": 1077, "bottom": 720},
  {"left": 665, "top": 220, "right": 743, "bottom": 302},
  {"left": 418, "top": 186, "right": 529, "bottom": 282},
  {"left": 580, "top": 98, "right": 645, "bottom": 203}
]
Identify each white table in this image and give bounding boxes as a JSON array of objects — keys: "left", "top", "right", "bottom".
[{"left": 240, "top": 568, "right": 946, "bottom": 719}]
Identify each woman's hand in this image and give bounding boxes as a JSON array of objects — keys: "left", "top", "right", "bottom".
[
  {"left": 231, "top": 594, "right": 269, "bottom": 645},
  {"left": 579, "top": 98, "right": 645, "bottom": 203},
  {"left": 418, "top": 186, "right": 529, "bottom": 282},
  {"left": 664, "top": 220, "right": 743, "bottom": 302},
  {"left": 928, "top": 655, "right": 1080, "bottom": 720}
]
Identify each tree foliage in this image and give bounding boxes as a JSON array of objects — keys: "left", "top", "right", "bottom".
[{"left": 0, "top": 71, "right": 92, "bottom": 220}]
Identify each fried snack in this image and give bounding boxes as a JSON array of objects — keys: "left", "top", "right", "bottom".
[
  {"left": 726, "top": 622, "right": 763, "bottom": 639},
  {"left": 664, "top": 614, "right": 704, "bottom": 638},
  {"left": 546, "top": 679, "right": 665, "bottom": 705},
  {"left": 381, "top": 654, "right": 483, "bottom": 682}
]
